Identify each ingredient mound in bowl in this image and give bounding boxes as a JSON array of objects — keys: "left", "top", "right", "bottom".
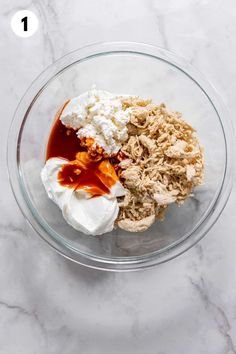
[
  {"left": 41, "top": 88, "right": 204, "bottom": 235},
  {"left": 117, "top": 97, "right": 204, "bottom": 232}
]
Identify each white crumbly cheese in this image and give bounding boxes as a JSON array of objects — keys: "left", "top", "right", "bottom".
[{"left": 60, "top": 88, "right": 133, "bottom": 155}]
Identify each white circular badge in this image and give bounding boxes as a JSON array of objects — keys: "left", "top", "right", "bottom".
[{"left": 11, "top": 10, "right": 39, "bottom": 38}]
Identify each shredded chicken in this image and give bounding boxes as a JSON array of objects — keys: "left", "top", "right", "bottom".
[
  {"left": 118, "top": 215, "right": 155, "bottom": 232},
  {"left": 116, "top": 98, "right": 204, "bottom": 232}
]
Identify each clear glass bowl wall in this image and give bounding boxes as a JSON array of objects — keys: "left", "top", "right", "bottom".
[{"left": 8, "top": 43, "right": 234, "bottom": 270}]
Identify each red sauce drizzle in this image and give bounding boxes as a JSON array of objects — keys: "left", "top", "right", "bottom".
[
  {"left": 45, "top": 102, "right": 119, "bottom": 197},
  {"left": 46, "top": 101, "right": 83, "bottom": 161},
  {"left": 58, "top": 161, "right": 111, "bottom": 197}
]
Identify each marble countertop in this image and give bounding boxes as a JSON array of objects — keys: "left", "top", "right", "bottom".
[{"left": 1, "top": 0, "right": 236, "bottom": 353}]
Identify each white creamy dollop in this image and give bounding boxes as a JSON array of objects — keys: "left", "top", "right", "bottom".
[
  {"left": 41, "top": 158, "right": 126, "bottom": 235},
  {"left": 60, "top": 88, "right": 133, "bottom": 155}
]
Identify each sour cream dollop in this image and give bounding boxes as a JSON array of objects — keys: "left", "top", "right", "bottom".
[{"left": 41, "top": 157, "right": 126, "bottom": 235}]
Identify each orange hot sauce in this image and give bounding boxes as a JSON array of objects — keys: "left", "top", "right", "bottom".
[{"left": 46, "top": 103, "right": 119, "bottom": 198}]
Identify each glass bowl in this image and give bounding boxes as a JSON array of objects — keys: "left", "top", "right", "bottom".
[{"left": 7, "top": 42, "right": 235, "bottom": 271}]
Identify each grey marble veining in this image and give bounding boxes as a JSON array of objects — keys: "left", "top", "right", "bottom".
[{"left": 1, "top": 0, "right": 236, "bottom": 353}]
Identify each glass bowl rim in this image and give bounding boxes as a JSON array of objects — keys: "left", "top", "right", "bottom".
[{"left": 7, "top": 41, "right": 235, "bottom": 271}]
